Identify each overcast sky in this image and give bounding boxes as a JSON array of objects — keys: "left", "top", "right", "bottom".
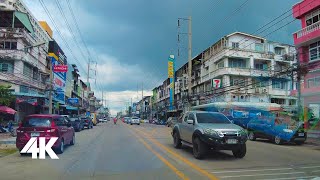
[{"left": 24, "top": 0, "right": 300, "bottom": 115}]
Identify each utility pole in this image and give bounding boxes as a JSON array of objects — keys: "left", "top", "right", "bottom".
[
  {"left": 49, "top": 61, "right": 53, "bottom": 114},
  {"left": 188, "top": 16, "right": 192, "bottom": 96},
  {"left": 178, "top": 16, "right": 192, "bottom": 112}
]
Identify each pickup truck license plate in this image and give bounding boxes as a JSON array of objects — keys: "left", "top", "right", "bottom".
[
  {"left": 226, "top": 139, "right": 238, "bottom": 144},
  {"left": 298, "top": 133, "right": 304, "bottom": 137},
  {"left": 31, "top": 132, "right": 40, "bottom": 137}
]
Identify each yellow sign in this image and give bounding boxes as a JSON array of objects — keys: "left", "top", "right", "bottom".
[{"left": 168, "top": 61, "right": 174, "bottom": 78}]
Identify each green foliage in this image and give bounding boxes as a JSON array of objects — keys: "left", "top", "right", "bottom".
[{"left": 0, "top": 85, "right": 14, "bottom": 106}]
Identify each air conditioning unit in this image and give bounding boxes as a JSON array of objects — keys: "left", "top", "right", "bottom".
[{"left": 262, "top": 88, "right": 267, "bottom": 93}]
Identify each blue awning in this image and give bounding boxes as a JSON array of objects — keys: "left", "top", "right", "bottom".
[{"left": 66, "top": 106, "right": 78, "bottom": 111}]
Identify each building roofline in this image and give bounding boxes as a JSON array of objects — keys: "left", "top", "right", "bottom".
[{"left": 226, "top": 32, "right": 266, "bottom": 41}]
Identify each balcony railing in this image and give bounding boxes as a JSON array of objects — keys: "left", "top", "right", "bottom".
[{"left": 295, "top": 21, "right": 320, "bottom": 38}]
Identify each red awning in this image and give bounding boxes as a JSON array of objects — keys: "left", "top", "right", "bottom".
[{"left": 0, "top": 106, "right": 16, "bottom": 114}]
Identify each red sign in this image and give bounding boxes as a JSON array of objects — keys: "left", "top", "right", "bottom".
[{"left": 53, "top": 65, "right": 68, "bottom": 72}]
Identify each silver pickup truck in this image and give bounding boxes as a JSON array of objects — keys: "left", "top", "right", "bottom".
[{"left": 172, "top": 111, "right": 248, "bottom": 159}]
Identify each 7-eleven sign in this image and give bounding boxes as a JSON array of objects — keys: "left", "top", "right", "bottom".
[{"left": 212, "top": 79, "right": 221, "bottom": 88}]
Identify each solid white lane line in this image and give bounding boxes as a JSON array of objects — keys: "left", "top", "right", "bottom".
[
  {"left": 300, "top": 166, "right": 320, "bottom": 169},
  {"left": 212, "top": 168, "right": 293, "bottom": 174},
  {"left": 259, "top": 176, "right": 317, "bottom": 180},
  {"left": 311, "top": 170, "right": 320, "bottom": 173},
  {"left": 220, "top": 172, "right": 305, "bottom": 178}
]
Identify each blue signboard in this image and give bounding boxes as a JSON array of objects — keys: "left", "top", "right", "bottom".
[
  {"left": 50, "top": 56, "right": 66, "bottom": 104},
  {"left": 68, "top": 98, "right": 79, "bottom": 105}
]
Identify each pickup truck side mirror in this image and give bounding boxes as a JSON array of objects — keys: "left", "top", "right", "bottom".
[{"left": 187, "top": 119, "right": 194, "bottom": 125}]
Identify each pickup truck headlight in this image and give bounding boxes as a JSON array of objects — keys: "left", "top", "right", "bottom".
[
  {"left": 239, "top": 129, "right": 247, "bottom": 136},
  {"left": 283, "top": 129, "right": 293, "bottom": 133},
  {"left": 203, "top": 129, "right": 224, "bottom": 137}
]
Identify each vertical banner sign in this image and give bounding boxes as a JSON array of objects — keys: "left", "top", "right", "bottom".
[{"left": 168, "top": 55, "right": 175, "bottom": 111}]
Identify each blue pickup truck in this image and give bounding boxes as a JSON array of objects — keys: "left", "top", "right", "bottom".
[{"left": 247, "top": 112, "right": 306, "bottom": 145}]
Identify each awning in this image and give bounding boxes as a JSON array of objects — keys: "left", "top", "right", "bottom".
[
  {"left": 0, "top": 106, "right": 16, "bottom": 114},
  {"left": 14, "top": 11, "right": 34, "bottom": 34},
  {"left": 12, "top": 92, "right": 46, "bottom": 98},
  {"left": 66, "top": 106, "right": 78, "bottom": 111}
]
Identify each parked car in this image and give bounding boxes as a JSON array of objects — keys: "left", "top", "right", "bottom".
[
  {"left": 167, "top": 117, "right": 178, "bottom": 127},
  {"left": 16, "top": 114, "right": 75, "bottom": 154},
  {"left": 247, "top": 113, "right": 307, "bottom": 145},
  {"left": 124, "top": 117, "right": 130, "bottom": 124},
  {"left": 81, "top": 116, "right": 94, "bottom": 129},
  {"left": 130, "top": 117, "right": 140, "bottom": 125},
  {"left": 172, "top": 111, "right": 247, "bottom": 159},
  {"left": 69, "top": 117, "right": 84, "bottom": 132}
]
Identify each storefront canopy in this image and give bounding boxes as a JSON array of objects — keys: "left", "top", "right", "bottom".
[
  {"left": 0, "top": 106, "right": 16, "bottom": 114},
  {"left": 14, "top": 11, "right": 34, "bottom": 34},
  {"left": 66, "top": 106, "right": 78, "bottom": 111}
]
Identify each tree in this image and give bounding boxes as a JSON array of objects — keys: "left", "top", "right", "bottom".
[{"left": 0, "top": 85, "right": 14, "bottom": 106}]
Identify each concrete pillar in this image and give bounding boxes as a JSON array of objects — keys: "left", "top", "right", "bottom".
[
  {"left": 224, "top": 58, "right": 229, "bottom": 67},
  {"left": 250, "top": 56, "right": 254, "bottom": 69},
  {"left": 271, "top": 59, "right": 275, "bottom": 71}
]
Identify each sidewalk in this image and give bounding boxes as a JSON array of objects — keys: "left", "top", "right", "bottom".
[{"left": 0, "top": 133, "right": 16, "bottom": 145}]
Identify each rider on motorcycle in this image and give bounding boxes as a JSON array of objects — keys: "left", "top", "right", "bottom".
[{"left": 113, "top": 117, "right": 117, "bottom": 124}]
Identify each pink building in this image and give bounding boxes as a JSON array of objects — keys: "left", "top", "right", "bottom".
[{"left": 293, "top": 0, "right": 320, "bottom": 119}]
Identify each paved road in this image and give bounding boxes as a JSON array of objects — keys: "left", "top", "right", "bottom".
[{"left": 0, "top": 122, "right": 320, "bottom": 180}]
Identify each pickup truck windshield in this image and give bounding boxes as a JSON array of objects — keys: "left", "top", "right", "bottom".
[{"left": 196, "top": 113, "right": 231, "bottom": 124}]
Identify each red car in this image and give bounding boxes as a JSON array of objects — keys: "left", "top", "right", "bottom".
[{"left": 16, "top": 114, "right": 75, "bottom": 155}]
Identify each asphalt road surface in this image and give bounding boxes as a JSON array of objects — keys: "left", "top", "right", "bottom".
[{"left": 0, "top": 122, "right": 320, "bottom": 180}]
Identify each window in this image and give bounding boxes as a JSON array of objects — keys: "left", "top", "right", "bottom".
[
  {"left": 229, "top": 59, "right": 246, "bottom": 68},
  {"left": 274, "top": 47, "right": 284, "bottom": 55},
  {"left": 271, "top": 98, "right": 285, "bottom": 105},
  {"left": 54, "top": 117, "right": 66, "bottom": 126},
  {"left": 188, "top": 113, "right": 195, "bottom": 121},
  {"left": 0, "top": 61, "right": 13, "bottom": 73},
  {"left": 196, "top": 113, "right": 231, "bottom": 124},
  {"left": 254, "top": 63, "right": 267, "bottom": 70},
  {"left": 23, "top": 63, "right": 32, "bottom": 77},
  {"left": 20, "top": 86, "right": 29, "bottom": 93},
  {"left": 217, "top": 61, "right": 224, "bottom": 68},
  {"left": 0, "top": 41, "right": 17, "bottom": 50},
  {"left": 306, "top": 9, "right": 320, "bottom": 27},
  {"left": 309, "top": 41, "right": 320, "bottom": 61},
  {"left": 252, "top": 79, "right": 267, "bottom": 88},
  {"left": 22, "top": 118, "right": 51, "bottom": 127},
  {"left": 230, "top": 77, "right": 246, "bottom": 87},
  {"left": 307, "top": 76, "right": 320, "bottom": 88},
  {"left": 184, "top": 113, "right": 189, "bottom": 122},
  {"left": 272, "top": 80, "right": 286, "bottom": 89},
  {"left": 255, "top": 43, "right": 263, "bottom": 52},
  {"left": 232, "top": 42, "right": 239, "bottom": 49}
]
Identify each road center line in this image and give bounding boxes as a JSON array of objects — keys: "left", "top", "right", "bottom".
[
  {"left": 300, "top": 166, "right": 320, "bottom": 169},
  {"left": 220, "top": 172, "right": 305, "bottom": 178},
  {"left": 129, "top": 125, "right": 219, "bottom": 180},
  {"left": 211, "top": 168, "right": 293, "bottom": 174},
  {"left": 127, "top": 127, "right": 189, "bottom": 180}
]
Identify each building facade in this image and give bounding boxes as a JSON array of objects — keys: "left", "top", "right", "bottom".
[
  {"left": 293, "top": 0, "right": 320, "bottom": 119},
  {"left": 152, "top": 32, "right": 297, "bottom": 117},
  {"left": 0, "top": 0, "right": 52, "bottom": 121}
]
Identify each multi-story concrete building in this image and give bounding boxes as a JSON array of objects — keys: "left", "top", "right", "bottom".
[
  {"left": 293, "top": 0, "right": 320, "bottom": 119},
  {"left": 200, "top": 32, "right": 296, "bottom": 107},
  {"left": 152, "top": 32, "right": 297, "bottom": 117},
  {"left": 0, "top": 0, "right": 52, "bottom": 120}
]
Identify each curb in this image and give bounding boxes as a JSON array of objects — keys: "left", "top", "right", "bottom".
[{"left": 0, "top": 140, "right": 16, "bottom": 145}]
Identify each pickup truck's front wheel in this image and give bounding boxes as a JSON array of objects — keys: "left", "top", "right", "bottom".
[
  {"left": 173, "top": 132, "right": 182, "bottom": 149},
  {"left": 232, "top": 144, "right": 246, "bottom": 158},
  {"left": 193, "top": 137, "right": 207, "bottom": 159}
]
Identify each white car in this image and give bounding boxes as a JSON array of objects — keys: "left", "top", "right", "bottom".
[{"left": 130, "top": 117, "right": 140, "bottom": 125}]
